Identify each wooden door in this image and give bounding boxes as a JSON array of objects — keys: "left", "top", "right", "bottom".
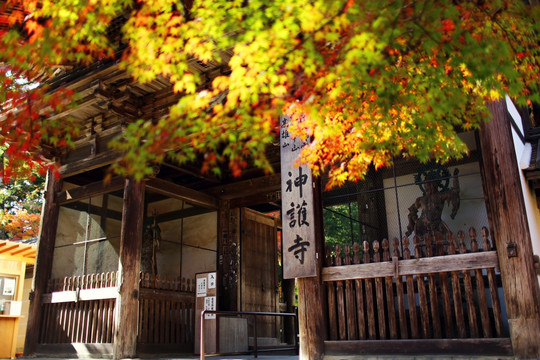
[{"left": 240, "top": 208, "right": 279, "bottom": 340}]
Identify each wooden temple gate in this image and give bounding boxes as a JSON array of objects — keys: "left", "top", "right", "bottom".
[
  {"left": 322, "top": 227, "right": 512, "bottom": 356},
  {"left": 37, "top": 271, "right": 194, "bottom": 355}
]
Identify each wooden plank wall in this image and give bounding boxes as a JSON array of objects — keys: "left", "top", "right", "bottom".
[{"left": 323, "top": 227, "right": 506, "bottom": 342}]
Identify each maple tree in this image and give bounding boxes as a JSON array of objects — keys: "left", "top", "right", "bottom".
[
  {"left": 0, "top": 0, "right": 539, "bottom": 186},
  {"left": 0, "top": 208, "right": 41, "bottom": 240},
  {"left": 0, "top": 168, "right": 44, "bottom": 239}
]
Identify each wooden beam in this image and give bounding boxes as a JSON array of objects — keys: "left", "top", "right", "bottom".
[
  {"left": 0, "top": 254, "right": 35, "bottom": 264},
  {"left": 24, "top": 170, "right": 62, "bottom": 356},
  {"left": 205, "top": 173, "right": 281, "bottom": 200},
  {"left": 139, "top": 288, "right": 194, "bottom": 302},
  {"left": 156, "top": 206, "right": 214, "bottom": 223},
  {"left": 42, "top": 287, "right": 117, "bottom": 304},
  {"left": 62, "top": 201, "right": 123, "bottom": 221},
  {"left": 56, "top": 176, "right": 125, "bottom": 204},
  {"left": 113, "top": 178, "right": 144, "bottom": 359},
  {"left": 145, "top": 177, "right": 218, "bottom": 209},
  {"left": 322, "top": 251, "right": 499, "bottom": 281},
  {"left": 324, "top": 338, "right": 513, "bottom": 356},
  {"left": 59, "top": 150, "right": 120, "bottom": 177},
  {"left": 478, "top": 99, "right": 540, "bottom": 358},
  {"left": 229, "top": 189, "right": 281, "bottom": 208},
  {"left": 46, "top": 96, "right": 102, "bottom": 121},
  {"left": 0, "top": 243, "right": 19, "bottom": 254}
]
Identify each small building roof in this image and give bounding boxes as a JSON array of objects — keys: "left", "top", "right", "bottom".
[{"left": 0, "top": 239, "right": 37, "bottom": 264}]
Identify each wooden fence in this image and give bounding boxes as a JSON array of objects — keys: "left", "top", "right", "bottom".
[
  {"left": 41, "top": 271, "right": 118, "bottom": 344},
  {"left": 323, "top": 227, "right": 506, "bottom": 342},
  {"left": 39, "top": 270, "right": 195, "bottom": 355},
  {"left": 137, "top": 273, "right": 195, "bottom": 353}
]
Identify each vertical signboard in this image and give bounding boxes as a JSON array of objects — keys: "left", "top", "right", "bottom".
[
  {"left": 280, "top": 115, "right": 317, "bottom": 279},
  {"left": 194, "top": 271, "right": 217, "bottom": 354}
]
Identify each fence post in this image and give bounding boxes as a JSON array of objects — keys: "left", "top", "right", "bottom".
[{"left": 200, "top": 310, "right": 205, "bottom": 360}]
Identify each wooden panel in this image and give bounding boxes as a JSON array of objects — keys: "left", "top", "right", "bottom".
[
  {"left": 240, "top": 209, "right": 278, "bottom": 339},
  {"left": 218, "top": 317, "right": 248, "bottom": 353},
  {"left": 0, "top": 316, "right": 19, "bottom": 358},
  {"left": 322, "top": 251, "right": 499, "bottom": 282}
]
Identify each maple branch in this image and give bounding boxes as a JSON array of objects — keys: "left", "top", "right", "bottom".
[
  {"left": 287, "top": 0, "right": 351, "bottom": 55},
  {"left": 473, "top": 3, "right": 519, "bottom": 55}
]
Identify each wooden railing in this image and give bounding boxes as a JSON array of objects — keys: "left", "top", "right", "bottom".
[
  {"left": 323, "top": 227, "right": 505, "bottom": 341},
  {"left": 137, "top": 273, "right": 195, "bottom": 353},
  {"left": 41, "top": 272, "right": 118, "bottom": 344}
]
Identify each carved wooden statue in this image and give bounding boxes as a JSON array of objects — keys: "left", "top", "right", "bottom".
[
  {"left": 406, "top": 167, "right": 460, "bottom": 238},
  {"left": 141, "top": 211, "right": 161, "bottom": 275}
]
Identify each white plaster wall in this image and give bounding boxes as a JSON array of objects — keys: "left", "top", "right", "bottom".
[
  {"left": 51, "top": 193, "right": 122, "bottom": 279},
  {"left": 51, "top": 191, "right": 217, "bottom": 282},
  {"left": 147, "top": 197, "right": 217, "bottom": 281},
  {"left": 383, "top": 161, "right": 490, "bottom": 254},
  {"left": 180, "top": 212, "right": 217, "bottom": 281},
  {"left": 506, "top": 95, "right": 540, "bottom": 287}
]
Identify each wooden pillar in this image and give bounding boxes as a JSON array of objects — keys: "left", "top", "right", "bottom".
[
  {"left": 113, "top": 178, "right": 144, "bottom": 359},
  {"left": 297, "top": 178, "right": 327, "bottom": 360},
  {"left": 478, "top": 99, "right": 540, "bottom": 358},
  {"left": 217, "top": 200, "right": 239, "bottom": 311},
  {"left": 24, "top": 170, "right": 62, "bottom": 356}
]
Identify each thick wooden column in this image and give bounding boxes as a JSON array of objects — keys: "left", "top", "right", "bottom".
[
  {"left": 113, "top": 178, "right": 145, "bottom": 359},
  {"left": 217, "top": 200, "right": 239, "bottom": 311},
  {"left": 478, "top": 99, "right": 540, "bottom": 358},
  {"left": 297, "top": 179, "right": 327, "bottom": 360},
  {"left": 24, "top": 170, "right": 62, "bottom": 356}
]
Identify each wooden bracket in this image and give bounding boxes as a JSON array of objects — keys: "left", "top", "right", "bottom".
[{"left": 506, "top": 243, "right": 518, "bottom": 258}]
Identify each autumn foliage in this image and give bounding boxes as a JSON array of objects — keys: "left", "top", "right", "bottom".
[
  {"left": 0, "top": 208, "right": 41, "bottom": 240},
  {"left": 1, "top": 0, "right": 539, "bottom": 186}
]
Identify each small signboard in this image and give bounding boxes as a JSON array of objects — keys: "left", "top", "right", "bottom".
[
  {"left": 204, "top": 296, "right": 216, "bottom": 319},
  {"left": 280, "top": 115, "right": 317, "bottom": 279},
  {"left": 197, "top": 277, "right": 207, "bottom": 297},
  {"left": 208, "top": 272, "right": 216, "bottom": 289},
  {"left": 195, "top": 272, "right": 217, "bottom": 354}
]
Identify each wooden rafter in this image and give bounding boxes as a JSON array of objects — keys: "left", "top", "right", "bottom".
[{"left": 0, "top": 239, "right": 37, "bottom": 264}]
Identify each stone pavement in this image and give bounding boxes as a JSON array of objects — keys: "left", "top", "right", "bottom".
[{"left": 20, "top": 355, "right": 516, "bottom": 360}]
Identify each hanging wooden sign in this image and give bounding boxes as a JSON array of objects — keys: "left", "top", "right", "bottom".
[{"left": 280, "top": 115, "right": 317, "bottom": 279}]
